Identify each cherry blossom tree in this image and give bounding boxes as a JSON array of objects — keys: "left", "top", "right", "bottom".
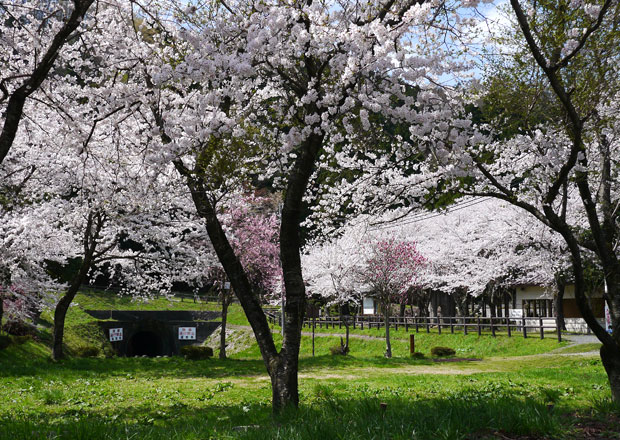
[
  {"left": 214, "top": 194, "right": 281, "bottom": 359},
  {"left": 0, "top": 0, "right": 94, "bottom": 165},
  {"left": 135, "top": 0, "right": 480, "bottom": 410},
  {"left": 382, "top": 1, "right": 620, "bottom": 400},
  {"left": 357, "top": 237, "right": 426, "bottom": 358}
]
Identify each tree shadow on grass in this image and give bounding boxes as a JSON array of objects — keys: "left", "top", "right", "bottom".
[{"left": 0, "top": 350, "right": 268, "bottom": 380}]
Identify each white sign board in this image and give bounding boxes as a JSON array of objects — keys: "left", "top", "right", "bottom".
[
  {"left": 109, "top": 328, "right": 123, "bottom": 342},
  {"left": 509, "top": 309, "right": 523, "bottom": 318},
  {"left": 178, "top": 327, "right": 197, "bottom": 340},
  {"left": 224, "top": 281, "right": 231, "bottom": 290},
  {"left": 362, "top": 297, "right": 375, "bottom": 315},
  {"left": 605, "top": 301, "right": 612, "bottom": 333}
]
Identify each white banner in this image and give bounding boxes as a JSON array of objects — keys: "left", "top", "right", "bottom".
[
  {"left": 109, "top": 328, "right": 123, "bottom": 342},
  {"left": 605, "top": 301, "right": 612, "bottom": 333},
  {"left": 178, "top": 327, "right": 196, "bottom": 340},
  {"left": 509, "top": 309, "right": 523, "bottom": 318}
]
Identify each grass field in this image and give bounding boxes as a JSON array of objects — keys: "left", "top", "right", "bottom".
[{"left": 0, "top": 290, "right": 618, "bottom": 439}]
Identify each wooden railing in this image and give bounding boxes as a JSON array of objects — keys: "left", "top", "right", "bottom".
[{"left": 266, "top": 314, "right": 563, "bottom": 342}]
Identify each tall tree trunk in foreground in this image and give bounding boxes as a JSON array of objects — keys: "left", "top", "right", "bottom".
[{"left": 174, "top": 133, "right": 322, "bottom": 411}]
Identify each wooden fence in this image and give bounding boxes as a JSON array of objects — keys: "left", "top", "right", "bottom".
[{"left": 266, "top": 313, "right": 564, "bottom": 342}]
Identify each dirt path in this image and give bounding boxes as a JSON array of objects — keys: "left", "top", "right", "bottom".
[{"left": 228, "top": 324, "right": 386, "bottom": 341}]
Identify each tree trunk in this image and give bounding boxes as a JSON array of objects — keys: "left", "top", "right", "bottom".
[
  {"left": 601, "top": 344, "right": 620, "bottom": 403},
  {"left": 555, "top": 279, "right": 567, "bottom": 331},
  {"left": 219, "top": 292, "right": 229, "bottom": 359},
  {"left": 0, "top": 291, "right": 4, "bottom": 332},
  {"left": 52, "top": 212, "right": 101, "bottom": 361},
  {"left": 384, "top": 310, "right": 392, "bottom": 358},
  {"left": 269, "top": 353, "right": 300, "bottom": 410}
]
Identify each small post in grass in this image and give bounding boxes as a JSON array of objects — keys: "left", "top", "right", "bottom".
[
  {"left": 522, "top": 317, "right": 527, "bottom": 338},
  {"left": 463, "top": 317, "right": 468, "bottom": 335},
  {"left": 556, "top": 316, "right": 562, "bottom": 343},
  {"left": 425, "top": 317, "right": 430, "bottom": 333},
  {"left": 409, "top": 334, "right": 415, "bottom": 355},
  {"left": 477, "top": 317, "right": 481, "bottom": 336},
  {"left": 491, "top": 317, "right": 496, "bottom": 337},
  {"left": 506, "top": 317, "right": 511, "bottom": 337}
]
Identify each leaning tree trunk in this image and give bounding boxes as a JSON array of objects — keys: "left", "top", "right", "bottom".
[
  {"left": 52, "top": 213, "right": 100, "bottom": 361},
  {"left": 219, "top": 291, "right": 229, "bottom": 359}
]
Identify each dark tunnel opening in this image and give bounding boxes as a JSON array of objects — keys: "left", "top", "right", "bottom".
[{"left": 128, "top": 330, "right": 163, "bottom": 357}]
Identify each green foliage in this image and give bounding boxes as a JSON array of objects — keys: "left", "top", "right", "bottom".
[
  {"left": 72, "top": 344, "right": 101, "bottom": 358},
  {"left": 180, "top": 345, "right": 213, "bottom": 360},
  {"left": 410, "top": 351, "right": 425, "bottom": 359},
  {"left": 431, "top": 346, "right": 456, "bottom": 357}
]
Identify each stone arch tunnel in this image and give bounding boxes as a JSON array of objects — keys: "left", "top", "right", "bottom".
[{"left": 86, "top": 310, "right": 221, "bottom": 357}]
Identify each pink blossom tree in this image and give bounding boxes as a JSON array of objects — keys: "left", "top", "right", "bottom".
[
  {"left": 214, "top": 194, "right": 281, "bottom": 359},
  {"left": 357, "top": 238, "right": 426, "bottom": 358}
]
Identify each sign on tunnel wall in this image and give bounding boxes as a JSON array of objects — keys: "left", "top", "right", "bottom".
[
  {"left": 109, "top": 328, "right": 123, "bottom": 341},
  {"left": 178, "top": 327, "right": 196, "bottom": 340}
]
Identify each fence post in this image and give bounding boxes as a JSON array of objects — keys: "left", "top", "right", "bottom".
[
  {"left": 415, "top": 317, "right": 419, "bottom": 333},
  {"left": 506, "top": 317, "right": 511, "bottom": 337},
  {"left": 491, "top": 316, "right": 496, "bottom": 337},
  {"left": 395, "top": 317, "right": 398, "bottom": 332},
  {"left": 353, "top": 316, "right": 356, "bottom": 330},
  {"left": 426, "top": 317, "right": 430, "bottom": 333},
  {"left": 410, "top": 334, "right": 415, "bottom": 355},
  {"left": 522, "top": 317, "right": 527, "bottom": 338},
  {"left": 477, "top": 317, "right": 481, "bottom": 336},
  {"left": 406, "top": 318, "right": 409, "bottom": 332},
  {"left": 450, "top": 317, "right": 454, "bottom": 334},
  {"left": 463, "top": 317, "right": 468, "bottom": 335},
  {"left": 539, "top": 317, "right": 544, "bottom": 340},
  {"left": 556, "top": 316, "right": 562, "bottom": 343},
  {"left": 311, "top": 316, "right": 315, "bottom": 356}
]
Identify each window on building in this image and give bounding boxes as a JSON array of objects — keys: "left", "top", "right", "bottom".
[{"left": 522, "top": 299, "right": 554, "bottom": 317}]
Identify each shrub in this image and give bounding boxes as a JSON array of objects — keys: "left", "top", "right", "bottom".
[
  {"left": 0, "top": 335, "right": 11, "bottom": 350},
  {"left": 410, "top": 351, "right": 425, "bottom": 359},
  {"left": 181, "top": 345, "right": 213, "bottom": 360},
  {"left": 329, "top": 344, "right": 349, "bottom": 356},
  {"left": 431, "top": 346, "right": 455, "bottom": 357},
  {"left": 74, "top": 345, "right": 101, "bottom": 358},
  {"left": 2, "top": 320, "right": 37, "bottom": 337}
]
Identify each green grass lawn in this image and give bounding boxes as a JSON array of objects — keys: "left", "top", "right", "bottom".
[
  {"left": 0, "top": 289, "right": 617, "bottom": 439},
  {"left": 0, "top": 337, "right": 617, "bottom": 440}
]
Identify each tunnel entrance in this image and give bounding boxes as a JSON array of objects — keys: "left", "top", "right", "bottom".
[{"left": 128, "top": 330, "right": 163, "bottom": 357}]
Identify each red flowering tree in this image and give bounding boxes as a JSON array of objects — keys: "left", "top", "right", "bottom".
[
  {"left": 214, "top": 195, "right": 281, "bottom": 359},
  {"left": 358, "top": 238, "right": 426, "bottom": 358}
]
